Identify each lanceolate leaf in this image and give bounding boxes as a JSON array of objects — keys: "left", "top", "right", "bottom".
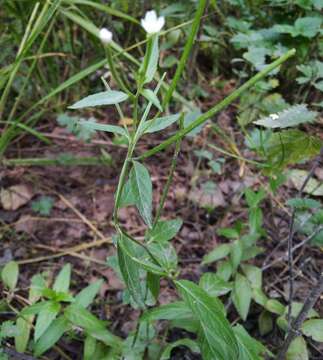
[
  {"left": 53, "top": 264, "right": 71, "bottom": 293},
  {"left": 117, "top": 235, "right": 145, "bottom": 308},
  {"left": 147, "top": 218, "right": 183, "bottom": 243},
  {"left": 143, "top": 114, "right": 180, "bottom": 134},
  {"left": 254, "top": 105, "right": 317, "bottom": 128},
  {"left": 175, "top": 280, "right": 239, "bottom": 359},
  {"left": 34, "top": 317, "right": 69, "bottom": 356},
  {"left": 74, "top": 280, "right": 103, "bottom": 308},
  {"left": 143, "top": 34, "right": 159, "bottom": 84},
  {"left": 142, "top": 301, "right": 193, "bottom": 322},
  {"left": 202, "top": 244, "right": 231, "bottom": 265},
  {"left": 69, "top": 90, "right": 128, "bottom": 109},
  {"left": 232, "top": 274, "right": 252, "bottom": 321},
  {"left": 34, "top": 302, "right": 61, "bottom": 341},
  {"left": 1, "top": 261, "right": 19, "bottom": 291},
  {"left": 129, "top": 161, "right": 153, "bottom": 227},
  {"left": 141, "top": 89, "right": 162, "bottom": 111},
  {"left": 199, "top": 273, "right": 233, "bottom": 296}
]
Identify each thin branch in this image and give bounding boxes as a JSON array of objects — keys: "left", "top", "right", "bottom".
[{"left": 277, "top": 273, "right": 323, "bottom": 360}]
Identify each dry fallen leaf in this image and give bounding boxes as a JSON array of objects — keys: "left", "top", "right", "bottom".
[{"left": 0, "top": 185, "right": 33, "bottom": 210}]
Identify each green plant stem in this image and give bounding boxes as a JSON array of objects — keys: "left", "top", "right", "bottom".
[
  {"left": 162, "top": 0, "right": 208, "bottom": 107},
  {"left": 153, "top": 116, "right": 184, "bottom": 228},
  {"left": 2, "top": 156, "right": 110, "bottom": 167},
  {"left": 138, "top": 49, "right": 296, "bottom": 160}
]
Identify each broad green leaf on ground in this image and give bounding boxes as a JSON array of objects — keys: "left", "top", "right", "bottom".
[
  {"left": 202, "top": 244, "right": 231, "bottom": 265},
  {"left": 230, "top": 240, "right": 243, "bottom": 271},
  {"left": 15, "top": 317, "right": 31, "bottom": 353},
  {"left": 199, "top": 273, "right": 233, "bottom": 296},
  {"left": 287, "top": 197, "right": 322, "bottom": 209},
  {"left": 258, "top": 311, "right": 273, "bottom": 336},
  {"left": 1, "top": 261, "right": 19, "bottom": 291},
  {"left": 265, "top": 129, "right": 322, "bottom": 170},
  {"left": 117, "top": 235, "right": 145, "bottom": 308},
  {"left": 142, "top": 301, "right": 193, "bottom": 322},
  {"left": 290, "top": 169, "right": 323, "bottom": 196},
  {"left": 69, "top": 90, "right": 128, "bottom": 109},
  {"left": 216, "top": 260, "right": 233, "bottom": 281},
  {"left": 254, "top": 105, "right": 317, "bottom": 128},
  {"left": 286, "top": 336, "right": 308, "bottom": 360},
  {"left": 175, "top": 280, "right": 239, "bottom": 360},
  {"left": 233, "top": 324, "right": 268, "bottom": 360},
  {"left": 141, "top": 89, "right": 162, "bottom": 111},
  {"left": 32, "top": 196, "right": 54, "bottom": 216},
  {"left": 241, "top": 265, "right": 262, "bottom": 289},
  {"left": 34, "top": 317, "right": 69, "bottom": 356},
  {"left": 160, "top": 339, "right": 200, "bottom": 360},
  {"left": 53, "top": 264, "right": 71, "bottom": 293},
  {"left": 34, "top": 302, "right": 61, "bottom": 341},
  {"left": 129, "top": 161, "right": 153, "bottom": 227},
  {"left": 232, "top": 274, "right": 252, "bottom": 321},
  {"left": 147, "top": 218, "right": 183, "bottom": 243},
  {"left": 74, "top": 280, "right": 103, "bottom": 308},
  {"left": 274, "top": 17, "right": 322, "bottom": 38},
  {"left": 302, "top": 319, "right": 323, "bottom": 342},
  {"left": 143, "top": 114, "right": 180, "bottom": 134},
  {"left": 64, "top": 304, "right": 122, "bottom": 347}
]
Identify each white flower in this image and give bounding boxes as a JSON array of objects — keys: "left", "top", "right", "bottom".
[
  {"left": 141, "top": 10, "right": 165, "bottom": 34},
  {"left": 269, "top": 113, "right": 279, "bottom": 120},
  {"left": 99, "top": 28, "right": 113, "bottom": 44}
]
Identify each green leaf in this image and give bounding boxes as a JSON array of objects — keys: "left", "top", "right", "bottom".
[
  {"left": 147, "top": 218, "right": 182, "bottom": 242},
  {"left": 175, "top": 279, "right": 239, "bottom": 359},
  {"left": 83, "top": 335, "right": 97, "bottom": 360},
  {"left": 143, "top": 114, "right": 180, "bottom": 134},
  {"left": 266, "top": 129, "right": 322, "bottom": 170},
  {"left": 160, "top": 339, "right": 200, "bottom": 360},
  {"left": 143, "top": 35, "right": 159, "bottom": 84},
  {"left": 141, "top": 89, "right": 162, "bottom": 111},
  {"left": 230, "top": 240, "right": 243, "bottom": 271},
  {"left": 53, "top": 264, "right": 71, "bottom": 293},
  {"left": 74, "top": 280, "right": 103, "bottom": 308},
  {"left": 233, "top": 324, "right": 268, "bottom": 360},
  {"left": 69, "top": 90, "right": 128, "bottom": 109},
  {"left": 254, "top": 105, "right": 317, "bottom": 129},
  {"left": 34, "top": 302, "right": 61, "bottom": 341},
  {"left": 34, "top": 317, "right": 69, "bottom": 356},
  {"left": 286, "top": 337, "right": 308, "bottom": 360},
  {"left": 217, "top": 228, "right": 239, "bottom": 239},
  {"left": 21, "top": 301, "right": 52, "bottom": 316},
  {"left": 294, "top": 17, "right": 322, "bottom": 38},
  {"left": 1, "top": 261, "right": 19, "bottom": 291},
  {"left": 146, "top": 272, "right": 160, "bottom": 303},
  {"left": 241, "top": 265, "right": 262, "bottom": 289},
  {"left": 232, "top": 274, "right": 252, "bottom": 321},
  {"left": 147, "top": 242, "right": 178, "bottom": 272},
  {"left": 32, "top": 196, "right": 54, "bottom": 216},
  {"left": 217, "top": 260, "right": 233, "bottom": 281},
  {"left": 258, "top": 311, "right": 273, "bottom": 336},
  {"left": 117, "top": 235, "right": 145, "bottom": 308},
  {"left": 302, "top": 319, "right": 323, "bottom": 342},
  {"left": 129, "top": 161, "right": 153, "bottom": 227},
  {"left": 15, "top": 317, "right": 31, "bottom": 353},
  {"left": 119, "top": 179, "right": 136, "bottom": 207},
  {"left": 79, "top": 119, "right": 128, "bottom": 137},
  {"left": 118, "top": 234, "right": 167, "bottom": 276},
  {"left": 183, "top": 109, "right": 203, "bottom": 137},
  {"left": 64, "top": 304, "right": 122, "bottom": 347},
  {"left": 202, "top": 244, "right": 231, "bottom": 265},
  {"left": 142, "top": 301, "right": 193, "bottom": 322},
  {"left": 264, "top": 299, "right": 285, "bottom": 315},
  {"left": 199, "top": 273, "right": 233, "bottom": 296}
]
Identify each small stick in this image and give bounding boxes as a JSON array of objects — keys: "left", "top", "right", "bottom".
[{"left": 277, "top": 273, "right": 323, "bottom": 360}]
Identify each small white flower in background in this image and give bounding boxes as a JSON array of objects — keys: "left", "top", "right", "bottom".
[
  {"left": 269, "top": 113, "right": 279, "bottom": 120},
  {"left": 99, "top": 28, "right": 113, "bottom": 44},
  {"left": 141, "top": 10, "right": 165, "bottom": 34}
]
